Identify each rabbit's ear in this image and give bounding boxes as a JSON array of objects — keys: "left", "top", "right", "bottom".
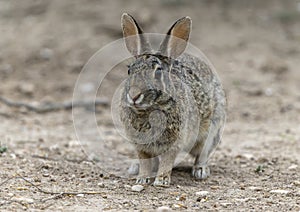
[
  {"left": 121, "top": 13, "right": 151, "bottom": 56},
  {"left": 159, "top": 17, "right": 191, "bottom": 59}
]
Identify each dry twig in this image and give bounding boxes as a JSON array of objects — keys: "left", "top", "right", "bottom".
[
  {"left": 0, "top": 174, "right": 105, "bottom": 195},
  {"left": 16, "top": 174, "right": 105, "bottom": 195},
  {"left": 31, "top": 154, "right": 88, "bottom": 163}
]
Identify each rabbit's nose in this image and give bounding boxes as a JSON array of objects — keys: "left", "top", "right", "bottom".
[{"left": 127, "top": 88, "right": 144, "bottom": 105}]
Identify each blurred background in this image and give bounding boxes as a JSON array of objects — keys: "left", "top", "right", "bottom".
[
  {"left": 0, "top": 0, "right": 300, "bottom": 210},
  {"left": 1, "top": 0, "right": 300, "bottom": 115}
]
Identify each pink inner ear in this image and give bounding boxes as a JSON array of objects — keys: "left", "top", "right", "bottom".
[
  {"left": 122, "top": 14, "right": 151, "bottom": 56},
  {"left": 170, "top": 21, "right": 190, "bottom": 42},
  {"left": 159, "top": 17, "right": 191, "bottom": 59},
  {"left": 122, "top": 15, "right": 139, "bottom": 37}
]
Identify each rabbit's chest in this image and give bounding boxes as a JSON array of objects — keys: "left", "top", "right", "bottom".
[
  {"left": 127, "top": 110, "right": 180, "bottom": 152},
  {"left": 130, "top": 111, "right": 180, "bottom": 135}
]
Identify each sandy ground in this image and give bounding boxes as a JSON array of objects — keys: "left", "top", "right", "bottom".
[{"left": 0, "top": 0, "right": 300, "bottom": 211}]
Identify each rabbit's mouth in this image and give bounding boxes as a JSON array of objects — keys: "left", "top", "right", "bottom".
[
  {"left": 126, "top": 98, "right": 153, "bottom": 112},
  {"left": 127, "top": 102, "right": 151, "bottom": 111},
  {"left": 126, "top": 90, "right": 158, "bottom": 111}
]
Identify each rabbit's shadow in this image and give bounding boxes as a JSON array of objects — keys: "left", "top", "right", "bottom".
[{"left": 170, "top": 157, "right": 237, "bottom": 186}]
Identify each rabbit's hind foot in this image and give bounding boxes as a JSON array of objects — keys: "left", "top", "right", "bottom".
[
  {"left": 153, "top": 172, "right": 171, "bottom": 187},
  {"left": 192, "top": 165, "right": 210, "bottom": 180}
]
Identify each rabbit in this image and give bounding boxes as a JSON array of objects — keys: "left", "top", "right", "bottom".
[{"left": 119, "top": 13, "right": 226, "bottom": 187}]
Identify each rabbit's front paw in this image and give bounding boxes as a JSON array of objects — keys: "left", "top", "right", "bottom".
[
  {"left": 136, "top": 177, "right": 152, "bottom": 185},
  {"left": 128, "top": 162, "right": 139, "bottom": 175},
  {"left": 192, "top": 165, "right": 210, "bottom": 180},
  {"left": 153, "top": 174, "right": 171, "bottom": 187}
]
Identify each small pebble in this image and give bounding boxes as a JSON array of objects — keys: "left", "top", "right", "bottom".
[
  {"left": 156, "top": 206, "right": 172, "bottom": 212},
  {"left": 43, "top": 173, "right": 50, "bottom": 177},
  {"left": 12, "top": 197, "right": 34, "bottom": 204},
  {"left": 173, "top": 204, "right": 181, "bottom": 209},
  {"left": 176, "top": 193, "right": 186, "bottom": 201},
  {"left": 76, "top": 194, "right": 84, "bottom": 197},
  {"left": 195, "top": 191, "right": 209, "bottom": 197},
  {"left": 7, "top": 193, "right": 14, "bottom": 197},
  {"left": 49, "top": 144, "right": 59, "bottom": 151},
  {"left": 242, "top": 153, "right": 254, "bottom": 160},
  {"left": 123, "top": 184, "right": 131, "bottom": 189},
  {"left": 269, "top": 189, "right": 290, "bottom": 195},
  {"left": 131, "top": 185, "right": 144, "bottom": 192},
  {"left": 288, "top": 164, "right": 298, "bottom": 170},
  {"left": 220, "top": 202, "right": 232, "bottom": 207},
  {"left": 17, "top": 83, "right": 35, "bottom": 96},
  {"left": 39, "top": 48, "right": 54, "bottom": 60},
  {"left": 235, "top": 198, "right": 257, "bottom": 202},
  {"left": 248, "top": 186, "right": 263, "bottom": 191},
  {"left": 172, "top": 203, "right": 186, "bottom": 209},
  {"left": 264, "top": 88, "right": 273, "bottom": 96},
  {"left": 293, "top": 181, "right": 300, "bottom": 186},
  {"left": 98, "top": 182, "right": 105, "bottom": 188},
  {"left": 210, "top": 185, "right": 220, "bottom": 190},
  {"left": 67, "top": 140, "right": 81, "bottom": 147}
]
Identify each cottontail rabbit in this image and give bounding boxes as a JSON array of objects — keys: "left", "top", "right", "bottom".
[{"left": 119, "top": 13, "right": 226, "bottom": 187}]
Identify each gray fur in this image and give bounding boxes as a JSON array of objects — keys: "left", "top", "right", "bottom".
[{"left": 120, "top": 14, "right": 226, "bottom": 187}]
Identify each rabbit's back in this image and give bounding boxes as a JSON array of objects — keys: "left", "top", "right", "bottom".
[{"left": 172, "top": 53, "right": 225, "bottom": 120}]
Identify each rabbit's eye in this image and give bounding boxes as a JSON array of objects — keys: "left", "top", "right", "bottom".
[
  {"left": 128, "top": 69, "right": 131, "bottom": 75},
  {"left": 154, "top": 67, "right": 162, "bottom": 80}
]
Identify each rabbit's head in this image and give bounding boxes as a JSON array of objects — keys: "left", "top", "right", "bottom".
[{"left": 121, "top": 13, "right": 191, "bottom": 112}]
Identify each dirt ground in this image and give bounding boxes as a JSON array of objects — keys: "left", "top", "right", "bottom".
[{"left": 1, "top": 0, "right": 300, "bottom": 211}]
